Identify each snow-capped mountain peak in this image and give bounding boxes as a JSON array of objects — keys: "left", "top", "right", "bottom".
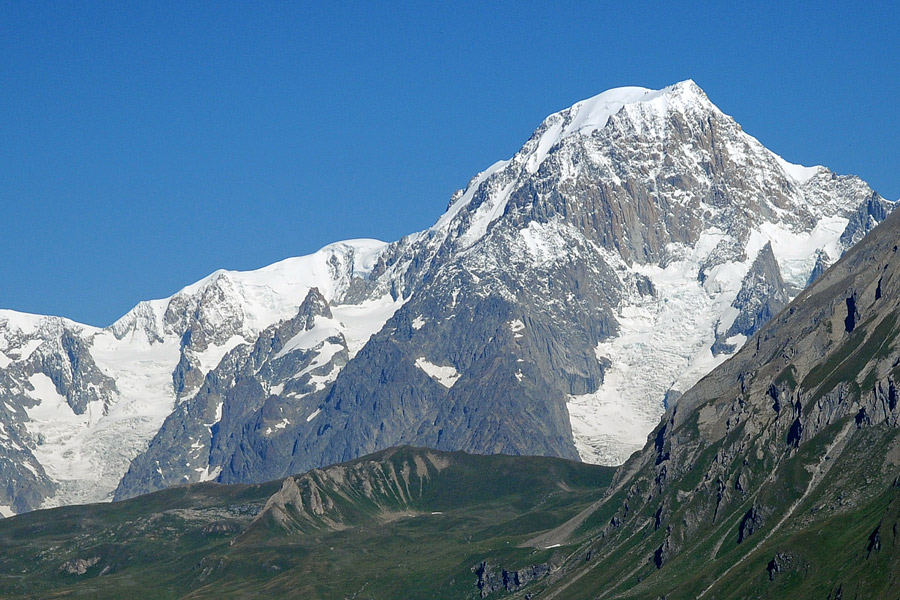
[
  {"left": 0, "top": 80, "right": 894, "bottom": 515},
  {"left": 521, "top": 79, "right": 712, "bottom": 174}
]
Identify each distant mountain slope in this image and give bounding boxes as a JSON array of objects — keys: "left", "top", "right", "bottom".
[
  {"left": 0, "top": 240, "right": 394, "bottom": 513},
  {"left": 0, "top": 80, "right": 893, "bottom": 513}
]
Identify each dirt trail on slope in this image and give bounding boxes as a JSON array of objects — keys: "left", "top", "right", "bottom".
[{"left": 523, "top": 498, "right": 604, "bottom": 549}]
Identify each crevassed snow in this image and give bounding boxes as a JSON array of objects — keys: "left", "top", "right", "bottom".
[
  {"left": 570, "top": 216, "right": 845, "bottom": 464},
  {"left": 748, "top": 218, "right": 848, "bottom": 289},
  {"left": 569, "top": 230, "right": 749, "bottom": 464},
  {"left": 415, "top": 358, "right": 461, "bottom": 388},
  {"left": 24, "top": 373, "right": 110, "bottom": 506},
  {"left": 332, "top": 294, "right": 405, "bottom": 358},
  {"left": 31, "top": 329, "right": 185, "bottom": 508},
  {"left": 567, "top": 271, "right": 736, "bottom": 465}
]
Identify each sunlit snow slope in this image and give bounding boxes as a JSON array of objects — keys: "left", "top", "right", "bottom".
[{"left": 0, "top": 240, "right": 400, "bottom": 511}]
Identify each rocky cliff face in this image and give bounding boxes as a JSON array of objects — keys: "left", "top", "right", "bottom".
[{"left": 0, "top": 81, "right": 894, "bottom": 512}]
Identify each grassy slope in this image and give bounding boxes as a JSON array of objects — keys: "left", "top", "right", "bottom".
[
  {"left": 531, "top": 424, "right": 900, "bottom": 600},
  {"left": 0, "top": 448, "right": 614, "bottom": 600}
]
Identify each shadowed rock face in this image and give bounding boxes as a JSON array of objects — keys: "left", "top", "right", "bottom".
[{"left": 1, "top": 81, "right": 895, "bottom": 513}]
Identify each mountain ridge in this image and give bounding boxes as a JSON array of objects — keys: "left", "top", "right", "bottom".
[{"left": 0, "top": 80, "right": 893, "bottom": 513}]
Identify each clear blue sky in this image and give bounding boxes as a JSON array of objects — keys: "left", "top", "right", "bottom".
[{"left": 2, "top": 1, "right": 898, "bottom": 326}]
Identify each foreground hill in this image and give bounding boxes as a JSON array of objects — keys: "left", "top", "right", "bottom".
[{"left": 0, "top": 448, "right": 613, "bottom": 599}]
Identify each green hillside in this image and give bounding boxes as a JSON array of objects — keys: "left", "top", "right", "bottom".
[{"left": 0, "top": 448, "right": 613, "bottom": 599}]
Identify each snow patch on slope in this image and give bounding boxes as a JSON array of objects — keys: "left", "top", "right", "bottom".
[
  {"left": 433, "top": 160, "right": 509, "bottom": 231},
  {"left": 773, "top": 153, "right": 821, "bottom": 184},
  {"left": 196, "top": 335, "right": 246, "bottom": 372},
  {"left": 333, "top": 294, "right": 405, "bottom": 358},
  {"left": 276, "top": 317, "right": 343, "bottom": 359},
  {"left": 196, "top": 465, "right": 221, "bottom": 482},
  {"left": 415, "top": 358, "right": 460, "bottom": 388},
  {"left": 457, "top": 180, "right": 517, "bottom": 249},
  {"left": 520, "top": 220, "right": 571, "bottom": 266}
]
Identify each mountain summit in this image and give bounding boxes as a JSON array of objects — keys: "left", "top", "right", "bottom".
[{"left": 0, "top": 81, "right": 892, "bottom": 513}]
